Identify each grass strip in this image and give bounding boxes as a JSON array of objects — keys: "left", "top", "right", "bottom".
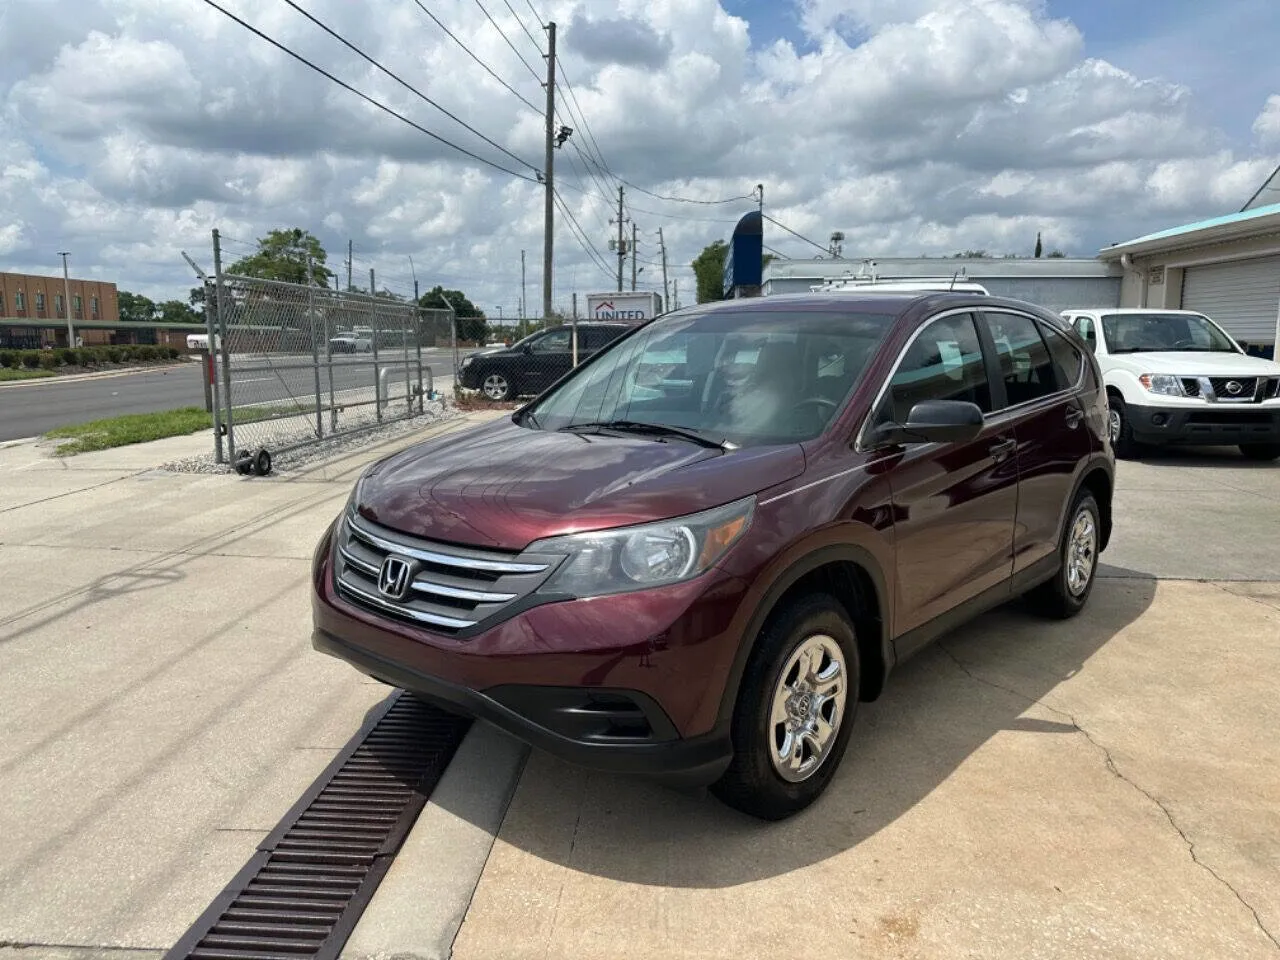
[
  {"left": 45, "top": 407, "right": 213, "bottom": 455},
  {"left": 0, "top": 368, "right": 57, "bottom": 381}
]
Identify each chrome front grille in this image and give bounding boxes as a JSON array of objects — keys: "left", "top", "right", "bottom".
[
  {"left": 1207, "top": 377, "right": 1260, "bottom": 402},
  {"left": 334, "top": 513, "right": 563, "bottom": 634}
]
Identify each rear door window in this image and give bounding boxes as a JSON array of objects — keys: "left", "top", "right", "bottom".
[
  {"left": 1042, "top": 323, "right": 1083, "bottom": 390},
  {"left": 984, "top": 311, "right": 1059, "bottom": 406}
]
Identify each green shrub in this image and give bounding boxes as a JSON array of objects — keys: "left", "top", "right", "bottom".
[
  {"left": 105, "top": 346, "right": 123, "bottom": 363},
  {"left": 164, "top": 345, "right": 181, "bottom": 360},
  {"left": 137, "top": 345, "right": 158, "bottom": 361},
  {"left": 75, "top": 348, "right": 95, "bottom": 366},
  {"left": 57, "top": 347, "right": 77, "bottom": 366},
  {"left": 22, "top": 351, "right": 42, "bottom": 369},
  {"left": 38, "top": 351, "right": 60, "bottom": 370},
  {"left": 0, "top": 350, "right": 14, "bottom": 368}
]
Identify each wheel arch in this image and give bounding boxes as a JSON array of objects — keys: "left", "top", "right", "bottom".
[{"left": 716, "top": 545, "right": 892, "bottom": 725}]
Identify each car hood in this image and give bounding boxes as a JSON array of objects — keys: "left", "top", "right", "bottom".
[
  {"left": 1104, "top": 351, "right": 1280, "bottom": 376},
  {"left": 354, "top": 418, "right": 805, "bottom": 550}
]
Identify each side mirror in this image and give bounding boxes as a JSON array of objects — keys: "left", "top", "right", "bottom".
[{"left": 874, "top": 400, "right": 984, "bottom": 446}]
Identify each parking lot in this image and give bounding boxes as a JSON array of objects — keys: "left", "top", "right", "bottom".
[{"left": 0, "top": 426, "right": 1276, "bottom": 959}]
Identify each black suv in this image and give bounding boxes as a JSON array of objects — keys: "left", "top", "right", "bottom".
[{"left": 459, "top": 322, "right": 633, "bottom": 401}]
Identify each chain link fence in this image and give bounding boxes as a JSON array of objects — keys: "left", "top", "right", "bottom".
[{"left": 199, "top": 251, "right": 456, "bottom": 465}]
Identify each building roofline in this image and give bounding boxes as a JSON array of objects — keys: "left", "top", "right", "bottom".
[{"left": 1098, "top": 202, "right": 1280, "bottom": 260}]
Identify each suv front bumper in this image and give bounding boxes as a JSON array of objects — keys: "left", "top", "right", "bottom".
[
  {"left": 1127, "top": 403, "right": 1280, "bottom": 446},
  {"left": 311, "top": 542, "right": 742, "bottom": 786}
]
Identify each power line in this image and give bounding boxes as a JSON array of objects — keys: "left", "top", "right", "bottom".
[
  {"left": 553, "top": 189, "right": 615, "bottom": 282},
  {"left": 196, "top": 0, "right": 540, "bottom": 183},
  {"left": 409, "top": 0, "right": 541, "bottom": 115},
  {"left": 501, "top": 0, "right": 545, "bottom": 55},
  {"left": 763, "top": 244, "right": 790, "bottom": 259},
  {"left": 762, "top": 214, "right": 836, "bottom": 257},
  {"left": 474, "top": 0, "right": 543, "bottom": 85},
  {"left": 281, "top": 0, "right": 540, "bottom": 175}
]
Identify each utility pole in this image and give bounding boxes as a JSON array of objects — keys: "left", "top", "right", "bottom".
[
  {"left": 541, "top": 21, "right": 557, "bottom": 320},
  {"left": 612, "top": 185, "right": 627, "bottom": 293},
  {"left": 520, "top": 249, "right": 527, "bottom": 322},
  {"left": 347, "top": 239, "right": 353, "bottom": 293},
  {"left": 631, "top": 223, "right": 639, "bottom": 292},
  {"left": 57, "top": 252, "right": 74, "bottom": 346},
  {"left": 658, "top": 228, "right": 670, "bottom": 311},
  {"left": 674, "top": 278, "right": 680, "bottom": 310}
]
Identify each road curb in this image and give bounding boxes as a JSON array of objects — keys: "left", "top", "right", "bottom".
[
  {"left": 0, "top": 361, "right": 195, "bottom": 389},
  {"left": 340, "top": 723, "right": 529, "bottom": 960}
]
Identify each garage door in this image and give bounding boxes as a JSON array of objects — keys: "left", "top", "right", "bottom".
[{"left": 1181, "top": 255, "right": 1280, "bottom": 346}]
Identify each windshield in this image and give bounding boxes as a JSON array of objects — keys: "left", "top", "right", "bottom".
[
  {"left": 1101, "top": 313, "right": 1239, "bottom": 354},
  {"left": 523, "top": 309, "right": 896, "bottom": 447}
]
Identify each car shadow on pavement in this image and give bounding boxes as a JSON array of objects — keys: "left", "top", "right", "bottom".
[
  {"left": 1132, "top": 446, "right": 1279, "bottom": 468},
  {"left": 458, "top": 575, "right": 1157, "bottom": 887}
]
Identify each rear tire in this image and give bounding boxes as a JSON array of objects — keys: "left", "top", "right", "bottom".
[
  {"left": 711, "top": 593, "right": 860, "bottom": 821},
  {"left": 1239, "top": 443, "right": 1280, "bottom": 462},
  {"left": 1107, "top": 396, "right": 1143, "bottom": 459},
  {"left": 1026, "top": 491, "right": 1101, "bottom": 620}
]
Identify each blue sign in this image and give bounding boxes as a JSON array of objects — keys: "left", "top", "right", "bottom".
[{"left": 723, "top": 210, "right": 763, "bottom": 296}]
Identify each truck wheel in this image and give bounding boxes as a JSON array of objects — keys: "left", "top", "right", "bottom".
[
  {"left": 1239, "top": 443, "right": 1280, "bottom": 462},
  {"left": 482, "top": 373, "right": 513, "bottom": 402},
  {"left": 1108, "top": 396, "right": 1143, "bottom": 459},
  {"left": 712, "top": 593, "right": 859, "bottom": 821}
]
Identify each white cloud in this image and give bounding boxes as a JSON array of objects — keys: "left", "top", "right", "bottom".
[
  {"left": 0, "top": 0, "right": 1276, "bottom": 308},
  {"left": 1255, "top": 94, "right": 1280, "bottom": 145}
]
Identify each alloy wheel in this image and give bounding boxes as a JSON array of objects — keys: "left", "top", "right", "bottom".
[
  {"left": 1066, "top": 507, "right": 1097, "bottom": 597},
  {"left": 482, "top": 374, "right": 510, "bottom": 401},
  {"left": 1108, "top": 408, "right": 1121, "bottom": 445},
  {"left": 768, "top": 634, "right": 847, "bottom": 783}
]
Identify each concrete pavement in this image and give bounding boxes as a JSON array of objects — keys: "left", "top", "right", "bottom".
[{"left": 0, "top": 410, "right": 500, "bottom": 957}]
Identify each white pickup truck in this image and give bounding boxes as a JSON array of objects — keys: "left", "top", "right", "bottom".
[{"left": 1061, "top": 308, "right": 1280, "bottom": 461}]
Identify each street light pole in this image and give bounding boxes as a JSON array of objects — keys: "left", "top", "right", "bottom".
[{"left": 58, "top": 252, "right": 74, "bottom": 346}]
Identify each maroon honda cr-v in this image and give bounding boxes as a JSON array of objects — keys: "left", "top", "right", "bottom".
[{"left": 312, "top": 292, "right": 1114, "bottom": 820}]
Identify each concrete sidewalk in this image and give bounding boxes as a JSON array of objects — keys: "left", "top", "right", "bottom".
[{"left": 0, "top": 411, "right": 498, "bottom": 957}]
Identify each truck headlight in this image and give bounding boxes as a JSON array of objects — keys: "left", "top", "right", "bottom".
[
  {"left": 529, "top": 497, "right": 754, "bottom": 598},
  {"left": 1139, "top": 374, "right": 1183, "bottom": 396},
  {"left": 462, "top": 356, "right": 473, "bottom": 367}
]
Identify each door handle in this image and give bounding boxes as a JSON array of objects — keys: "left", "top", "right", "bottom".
[
  {"left": 989, "top": 438, "right": 1016, "bottom": 461},
  {"left": 1065, "top": 407, "right": 1085, "bottom": 428}
]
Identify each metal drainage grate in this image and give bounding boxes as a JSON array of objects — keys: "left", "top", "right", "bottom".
[{"left": 165, "top": 692, "right": 469, "bottom": 960}]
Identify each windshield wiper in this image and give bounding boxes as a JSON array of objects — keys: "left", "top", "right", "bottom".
[{"left": 561, "top": 420, "right": 730, "bottom": 450}]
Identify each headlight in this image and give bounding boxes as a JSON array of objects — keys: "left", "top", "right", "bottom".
[
  {"left": 1139, "top": 374, "right": 1183, "bottom": 396},
  {"left": 461, "top": 356, "right": 473, "bottom": 367},
  {"left": 529, "top": 497, "right": 754, "bottom": 598}
]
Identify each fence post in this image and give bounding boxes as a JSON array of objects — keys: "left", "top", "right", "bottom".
[
  {"left": 415, "top": 308, "right": 425, "bottom": 411},
  {"left": 204, "top": 276, "right": 224, "bottom": 463},
  {"left": 370, "top": 268, "right": 381, "bottom": 421},
  {"left": 307, "top": 256, "right": 323, "bottom": 439},
  {"left": 451, "top": 307, "right": 459, "bottom": 377},
  {"left": 212, "top": 229, "right": 236, "bottom": 462},
  {"left": 402, "top": 307, "right": 412, "bottom": 415}
]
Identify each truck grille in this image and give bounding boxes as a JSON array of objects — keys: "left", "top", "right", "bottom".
[
  {"left": 334, "top": 513, "right": 563, "bottom": 635},
  {"left": 1208, "top": 377, "right": 1260, "bottom": 402}
]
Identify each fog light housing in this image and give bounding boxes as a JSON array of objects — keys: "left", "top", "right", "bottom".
[{"left": 1151, "top": 413, "right": 1168, "bottom": 426}]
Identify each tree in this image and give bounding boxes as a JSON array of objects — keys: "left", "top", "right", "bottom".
[
  {"left": 228, "top": 228, "right": 334, "bottom": 287},
  {"left": 188, "top": 286, "right": 206, "bottom": 313},
  {"left": 951, "top": 250, "right": 990, "bottom": 258},
  {"left": 419, "top": 285, "right": 488, "bottom": 342},
  {"left": 117, "top": 290, "right": 157, "bottom": 323},
  {"left": 157, "top": 300, "right": 201, "bottom": 324},
  {"left": 1034, "top": 231, "right": 1043, "bottom": 258},
  {"left": 692, "top": 240, "right": 729, "bottom": 303},
  {"left": 1047, "top": 249, "right": 1067, "bottom": 258}
]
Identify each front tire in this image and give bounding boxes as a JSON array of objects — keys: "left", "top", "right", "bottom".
[
  {"left": 481, "top": 371, "right": 514, "bottom": 402},
  {"left": 712, "top": 593, "right": 860, "bottom": 821},
  {"left": 1107, "top": 395, "right": 1144, "bottom": 459},
  {"left": 1026, "top": 491, "right": 1101, "bottom": 620},
  {"left": 1239, "top": 443, "right": 1280, "bottom": 462}
]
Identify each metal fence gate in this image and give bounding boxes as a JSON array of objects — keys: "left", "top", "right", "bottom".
[{"left": 203, "top": 267, "right": 454, "bottom": 464}]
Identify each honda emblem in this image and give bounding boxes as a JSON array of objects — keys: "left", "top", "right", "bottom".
[{"left": 378, "top": 555, "right": 414, "bottom": 600}]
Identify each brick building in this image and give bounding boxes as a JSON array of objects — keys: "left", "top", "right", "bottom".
[{"left": 0, "top": 271, "right": 120, "bottom": 346}]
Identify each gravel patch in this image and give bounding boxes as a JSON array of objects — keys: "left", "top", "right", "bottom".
[{"left": 161, "top": 399, "right": 458, "bottom": 475}]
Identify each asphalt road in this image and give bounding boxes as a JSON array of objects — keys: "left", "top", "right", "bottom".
[{"left": 0, "top": 349, "right": 458, "bottom": 442}]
